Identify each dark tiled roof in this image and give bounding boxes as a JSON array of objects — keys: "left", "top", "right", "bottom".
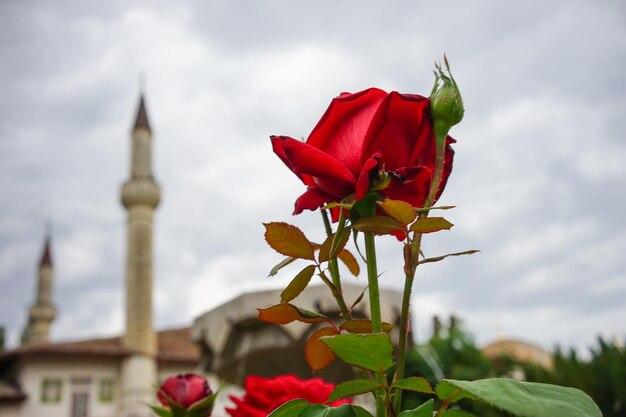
[
  {"left": 0, "top": 327, "right": 199, "bottom": 364},
  {"left": 39, "top": 236, "right": 52, "bottom": 267},
  {"left": 133, "top": 94, "right": 151, "bottom": 133},
  {"left": 0, "top": 380, "right": 26, "bottom": 403},
  {"left": 155, "top": 327, "right": 200, "bottom": 364},
  {"left": 0, "top": 327, "right": 199, "bottom": 401}
]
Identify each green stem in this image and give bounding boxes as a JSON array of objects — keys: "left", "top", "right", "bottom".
[
  {"left": 321, "top": 210, "right": 351, "bottom": 320},
  {"left": 392, "top": 238, "right": 421, "bottom": 413},
  {"left": 364, "top": 232, "right": 382, "bottom": 333},
  {"left": 425, "top": 131, "right": 446, "bottom": 207},
  {"left": 393, "top": 130, "right": 448, "bottom": 414},
  {"left": 364, "top": 231, "right": 385, "bottom": 417}
]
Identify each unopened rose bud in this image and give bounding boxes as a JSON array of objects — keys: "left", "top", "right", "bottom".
[
  {"left": 158, "top": 373, "right": 212, "bottom": 410},
  {"left": 430, "top": 55, "right": 464, "bottom": 142}
]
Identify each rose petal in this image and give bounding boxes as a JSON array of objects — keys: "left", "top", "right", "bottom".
[
  {"left": 384, "top": 166, "right": 433, "bottom": 208},
  {"left": 282, "top": 138, "right": 356, "bottom": 198},
  {"left": 362, "top": 92, "right": 430, "bottom": 171},
  {"left": 293, "top": 187, "right": 332, "bottom": 215},
  {"left": 434, "top": 138, "right": 455, "bottom": 203},
  {"left": 271, "top": 136, "right": 315, "bottom": 186},
  {"left": 308, "top": 88, "right": 387, "bottom": 176},
  {"left": 355, "top": 153, "right": 380, "bottom": 201}
]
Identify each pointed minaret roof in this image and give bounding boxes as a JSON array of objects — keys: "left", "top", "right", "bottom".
[
  {"left": 133, "top": 94, "right": 151, "bottom": 133},
  {"left": 39, "top": 235, "right": 52, "bottom": 267}
]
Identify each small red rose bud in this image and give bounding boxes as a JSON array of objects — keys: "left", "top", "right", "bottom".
[
  {"left": 158, "top": 373, "right": 212, "bottom": 409},
  {"left": 430, "top": 55, "right": 464, "bottom": 143}
]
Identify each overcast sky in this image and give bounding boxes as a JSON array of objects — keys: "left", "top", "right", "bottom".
[{"left": 1, "top": 0, "right": 624, "bottom": 355}]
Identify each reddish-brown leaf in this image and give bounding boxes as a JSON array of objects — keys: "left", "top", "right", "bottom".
[
  {"left": 380, "top": 199, "right": 417, "bottom": 225},
  {"left": 338, "top": 249, "right": 360, "bottom": 276},
  {"left": 340, "top": 319, "right": 393, "bottom": 333},
  {"left": 264, "top": 222, "right": 315, "bottom": 260},
  {"left": 305, "top": 326, "right": 339, "bottom": 371},
  {"left": 409, "top": 217, "right": 454, "bottom": 233},
  {"left": 352, "top": 216, "right": 404, "bottom": 234},
  {"left": 280, "top": 265, "right": 316, "bottom": 303},
  {"left": 258, "top": 303, "right": 327, "bottom": 324},
  {"left": 318, "top": 229, "right": 351, "bottom": 263}
]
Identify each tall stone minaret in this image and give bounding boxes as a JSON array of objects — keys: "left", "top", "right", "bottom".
[
  {"left": 120, "top": 93, "right": 160, "bottom": 417},
  {"left": 25, "top": 233, "right": 57, "bottom": 344}
]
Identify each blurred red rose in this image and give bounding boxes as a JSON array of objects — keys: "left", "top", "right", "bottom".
[
  {"left": 271, "top": 88, "right": 455, "bottom": 214},
  {"left": 226, "top": 374, "right": 350, "bottom": 417},
  {"left": 158, "top": 373, "right": 212, "bottom": 409}
]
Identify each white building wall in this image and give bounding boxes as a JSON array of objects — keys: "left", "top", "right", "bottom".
[
  {"left": 0, "top": 356, "right": 199, "bottom": 417},
  {"left": 0, "top": 403, "right": 22, "bottom": 417},
  {"left": 13, "top": 356, "right": 121, "bottom": 417}
]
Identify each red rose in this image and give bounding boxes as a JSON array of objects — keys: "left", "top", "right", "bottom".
[
  {"left": 158, "top": 373, "right": 212, "bottom": 409},
  {"left": 226, "top": 374, "right": 351, "bottom": 417},
  {"left": 271, "top": 88, "right": 455, "bottom": 214}
]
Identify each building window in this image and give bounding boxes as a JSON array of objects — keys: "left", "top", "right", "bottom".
[
  {"left": 99, "top": 378, "right": 114, "bottom": 402},
  {"left": 41, "top": 378, "right": 62, "bottom": 403}
]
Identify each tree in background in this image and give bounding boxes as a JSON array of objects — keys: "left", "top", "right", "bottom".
[
  {"left": 507, "top": 338, "right": 626, "bottom": 417},
  {"left": 402, "top": 317, "right": 625, "bottom": 417},
  {"left": 401, "top": 317, "right": 503, "bottom": 416}
]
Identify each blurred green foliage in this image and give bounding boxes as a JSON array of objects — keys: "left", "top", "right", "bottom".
[{"left": 401, "top": 317, "right": 625, "bottom": 417}]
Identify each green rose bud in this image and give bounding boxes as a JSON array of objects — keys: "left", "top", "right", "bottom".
[{"left": 430, "top": 55, "right": 464, "bottom": 143}]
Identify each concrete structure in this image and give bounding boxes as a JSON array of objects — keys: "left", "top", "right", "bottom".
[
  {"left": 482, "top": 338, "right": 553, "bottom": 370},
  {"left": 119, "top": 95, "right": 161, "bottom": 417},
  {"left": 23, "top": 235, "right": 57, "bottom": 345},
  {"left": 192, "top": 284, "right": 405, "bottom": 386}
]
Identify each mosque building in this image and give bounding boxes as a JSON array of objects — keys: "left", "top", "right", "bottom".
[{"left": 0, "top": 95, "right": 199, "bottom": 417}]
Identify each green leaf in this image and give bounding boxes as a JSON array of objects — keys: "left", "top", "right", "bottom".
[
  {"left": 440, "top": 410, "right": 476, "bottom": 417},
  {"left": 397, "top": 399, "right": 434, "bottom": 417},
  {"left": 264, "top": 222, "right": 315, "bottom": 260},
  {"left": 415, "top": 205, "right": 456, "bottom": 214},
  {"left": 319, "top": 228, "right": 351, "bottom": 263},
  {"left": 320, "top": 333, "right": 394, "bottom": 373},
  {"left": 352, "top": 216, "right": 403, "bottom": 234},
  {"left": 321, "top": 202, "right": 353, "bottom": 211},
  {"left": 280, "top": 265, "right": 316, "bottom": 303},
  {"left": 148, "top": 405, "right": 172, "bottom": 417},
  {"left": 391, "top": 376, "right": 434, "bottom": 394},
  {"left": 327, "top": 379, "right": 382, "bottom": 402},
  {"left": 258, "top": 303, "right": 327, "bottom": 324},
  {"left": 380, "top": 199, "right": 417, "bottom": 225},
  {"left": 435, "top": 381, "right": 473, "bottom": 403},
  {"left": 419, "top": 250, "right": 480, "bottom": 265},
  {"left": 438, "top": 378, "right": 602, "bottom": 417},
  {"left": 268, "top": 399, "right": 311, "bottom": 417},
  {"left": 351, "top": 406, "right": 374, "bottom": 417},
  {"left": 300, "top": 404, "right": 356, "bottom": 417},
  {"left": 269, "top": 257, "right": 297, "bottom": 277},
  {"left": 410, "top": 217, "right": 454, "bottom": 233}
]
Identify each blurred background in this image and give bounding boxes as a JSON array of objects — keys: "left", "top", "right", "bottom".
[{"left": 0, "top": 0, "right": 624, "bottom": 362}]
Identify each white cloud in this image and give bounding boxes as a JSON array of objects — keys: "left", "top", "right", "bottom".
[{"left": 1, "top": 0, "right": 625, "bottom": 355}]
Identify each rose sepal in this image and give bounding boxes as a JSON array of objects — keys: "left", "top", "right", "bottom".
[
  {"left": 148, "top": 404, "right": 175, "bottom": 417},
  {"left": 186, "top": 388, "right": 219, "bottom": 417},
  {"left": 154, "top": 390, "right": 188, "bottom": 417},
  {"left": 430, "top": 55, "right": 464, "bottom": 146}
]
